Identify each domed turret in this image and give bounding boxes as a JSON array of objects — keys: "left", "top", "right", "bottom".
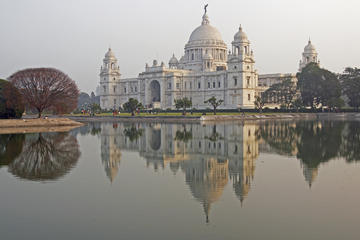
[
  {"left": 234, "top": 25, "right": 249, "bottom": 43},
  {"left": 304, "top": 40, "right": 317, "bottom": 53},
  {"left": 299, "top": 38, "right": 320, "bottom": 71},
  {"left": 230, "top": 25, "right": 253, "bottom": 57},
  {"left": 105, "top": 48, "right": 116, "bottom": 59},
  {"left": 169, "top": 54, "right": 179, "bottom": 69}
]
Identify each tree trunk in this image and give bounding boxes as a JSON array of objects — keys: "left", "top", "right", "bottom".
[
  {"left": 213, "top": 107, "right": 216, "bottom": 115},
  {"left": 38, "top": 110, "right": 42, "bottom": 118},
  {"left": 131, "top": 111, "right": 135, "bottom": 116},
  {"left": 182, "top": 108, "right": 186, "bottom": 115}
]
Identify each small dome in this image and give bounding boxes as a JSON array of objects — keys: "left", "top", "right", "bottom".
[
  {"left": 188, "top": 14, "right": 224, "bottom": 43},
  {"left": 105, "top": 48, "right": 115, "bottom": 58},
  {"left": 169, "top": 54, "right": 179, "bottom": 64},
  {"left": 234, "top": 25, "right": 248, "bottom": 42},
  {"left": 304, "top": 40, "right": 317, "bottom": 53}
]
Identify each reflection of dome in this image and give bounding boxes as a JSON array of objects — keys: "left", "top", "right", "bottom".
[
  {"left": 184, "top": 158, "right": 228, "bottom": 223},
  {"left": 234, "top": 25, "right": 248, "bottom": 42},
  {"left": 188, "top": 14, "right": 224, "bottom": 42}
]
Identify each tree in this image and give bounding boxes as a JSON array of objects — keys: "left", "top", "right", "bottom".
[
  {"left": 340, "top": 67, "right": 360, "bottom": 109},
  {"left": 263, "top": 78, "right": 297, "bottom": 109},
  {"left": 123, "top": 98, "right": 142, "bottom": 116},
  {"left": 297, "top": 63, "right": 341, "bottom": 109},
  {"left": 0, "top": 79, "right": 24, "bottom": 119},
  {"left": 254, "top": 95, "right": 265, "bottom": 112},
  {"left": 204, "top": 96, "right": 223, "bottom": 115},
  {"left": 9, "top": 68, "right": 79, "bottom": 118},
  {"left": 174, "top": 97, "right": 192, "bottom": 115},
  {"left": 291, "top": 98, "right": 304, "bottom": 112}
]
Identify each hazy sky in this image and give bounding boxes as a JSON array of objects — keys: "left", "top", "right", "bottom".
[{"left": 1, "top": 0, "right": 359, "bottom": 93}]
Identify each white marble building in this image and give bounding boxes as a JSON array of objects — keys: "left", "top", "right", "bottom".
[
  {"left": 99, "top": 9, "right": 258, "bottom": 110},
  {"left": 98, "top": 8, "right": 320, "bottom": 110}
]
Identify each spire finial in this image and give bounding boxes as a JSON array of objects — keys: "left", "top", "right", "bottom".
[
  {"left": 308, "top": 37, "right": 311, "bottom": 44},
  {"left": 239, "top": 24, "right": 242, "bottom": 31},
  {"left": 204, "top": 4, "right": 208, "bottom": 14}
]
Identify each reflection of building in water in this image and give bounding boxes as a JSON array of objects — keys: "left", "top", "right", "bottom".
[
  {"left": 100, "top": 123, "right": 122, "bottom": 182},
  {"left": 228, "top": 124, "right": 258, "bottom": 204},
  {"left": 258, "top": 121, "right": 325, "bottom": 187},
  {"left": 182, "top": 157, "right": 228, "bottom": 223},
  {"left": 301, "top": 163, "right": 318, "bottom": 188},
  {"left": 99, "top": 122, "right": 259, "bottom": 221}
]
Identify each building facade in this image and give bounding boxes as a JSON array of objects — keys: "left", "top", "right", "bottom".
[
  {"left": 99, "top": 8, "right": 320, "bottom": 110},
  {"left": 99, "top": 10, "right": 258, "bottom": 110}
]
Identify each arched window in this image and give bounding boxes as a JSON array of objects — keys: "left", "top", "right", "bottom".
[
  {"left": 191, "top": 53, "right": 194, "bottom": 60},
  {"left": 103, "top": 86, "right": 106, "bottom": 92}
]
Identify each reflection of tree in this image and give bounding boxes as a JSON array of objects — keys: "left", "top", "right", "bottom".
[
  {"left": 71, "top": 122, "right": 101, "bottom": 136},
  {"left": 260, "top": 121, "right": 345, "bottom": 168},
  {"left": 123, "top": 125, "right": 143, "bottom": 142},
  {"left": 259, "top": 121, "right": 298, "bottom": 156},
  {"left": 205, "top": 125, "right": 223, "bottom": 142},
  {"left": 0, "top": 134, "right": 25, "bottom": 167},
  {"left": 260, "top": 121, "right": 346, "bottom": 187},
  {"left": 340, "top": 121, "right": 360, "bottom": 162},
  {"left": 8, "top": 132, "right": 80, "bottom": 181},
  {"left": 296, "top": 121, "right": 344, "bottom": 168},
  {"left": 174, "top": 126, "right": 192, "bottom": 143}
]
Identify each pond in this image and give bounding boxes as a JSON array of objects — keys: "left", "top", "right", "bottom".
[{"left": 0, "top": 120, "right": 360, "bottom": 239}]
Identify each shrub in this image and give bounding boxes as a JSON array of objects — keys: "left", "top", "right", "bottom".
[{"left": 0, "top": 79, "right": 24, "bottom": 119}]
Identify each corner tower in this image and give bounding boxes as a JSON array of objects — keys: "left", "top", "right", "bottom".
[
  {"left": 99, "top": 48, "right": 121, "bottom": 110},
  {"left": 227, "top": 25, "right": 258, "bottom": 109}
]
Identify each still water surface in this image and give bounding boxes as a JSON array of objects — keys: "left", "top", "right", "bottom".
[{"left": 0, "top": 120, "right": 360, "bottom": 239}]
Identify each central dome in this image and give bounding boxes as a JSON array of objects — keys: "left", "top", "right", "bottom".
[
  {"left": 188, "top": 14, "right": 224, "bottom": 43},
  {"left": 189, "top": 24, "right": 223, "bottom": 42}
]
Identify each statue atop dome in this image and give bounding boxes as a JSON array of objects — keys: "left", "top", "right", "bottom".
[{"left": 204, "top": 4, "right": 208, "bottom": 14}]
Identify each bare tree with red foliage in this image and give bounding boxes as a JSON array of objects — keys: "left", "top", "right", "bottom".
[{"left": 9, "top": 68, "right": 79, "bottom": 118}]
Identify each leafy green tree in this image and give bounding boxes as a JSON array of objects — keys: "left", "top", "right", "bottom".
[
  {"left": 174, "top": 97, "right": 192, "bottom": 115},
  {"left": 340, "top": 67, "right": 360, "bottom": 109},
  {"left": 263, "top": 78, "right": 298, "bottom": 109},
  {"left": 254, "top": 95, "right": 265, "bottom": 112},
  {"left": 297, "top": 63, "right": 341, "bottom": 109},
  {"left": 0, "top": 79, "right": 24, "bottom": 119},
  {"left": 204, "top": 96, "right": 223, "bottom": 115},
  {"left": 123, "top": 98, "right": 142, "bottom": 116}
]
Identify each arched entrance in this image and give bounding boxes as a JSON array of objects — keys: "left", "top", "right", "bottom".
[{"left": 150, "top": 80, "right": 161, "bottom": 103}]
